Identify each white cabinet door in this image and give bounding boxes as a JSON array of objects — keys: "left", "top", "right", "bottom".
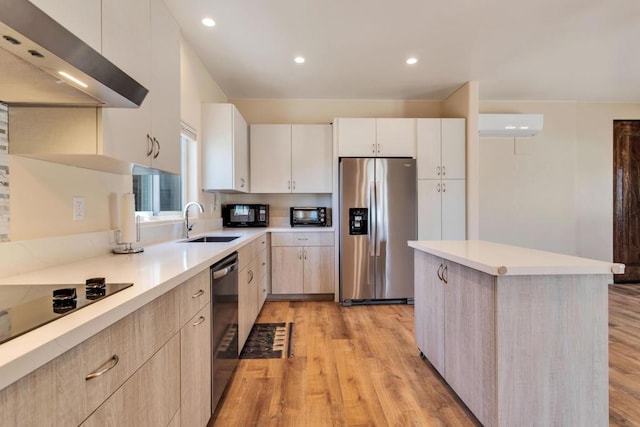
[
  {"left": 336, "top": 118, "right": 376, "bottom": 157},
  {"left": 416, "top": 118, "right": 441, "bottom": 179},
  {"left": 101, "top": 0, "right": 151, "bottom": 167},
  {"left": 250, "top": 125, "right": 292, "bottom": 193},
  {"left": 30, "top": 0, "right": 102, "bottom": 51},
  {"left": 441, "top": 179, "right": 466, "bottom": 240},
  {"left": 233, "top": 107, "right": 249, "bottom": 192},
  {"left": 148, "top": 0, "right": 180, "bottom": 174},
  {"left": 202, "top": 104, "right": 249, "bottom": 192},
  {"left": 417, "top": 180, "right": 442, "bottom": 240},
  {"left": 441, "top": 119, "right": 466, "bottom": 180},
  {"left": 376, "top": 118, "right": 416, "bottom": 157},
  {"left": 291, "top": 124, "right": 333, "bottom": 193}
]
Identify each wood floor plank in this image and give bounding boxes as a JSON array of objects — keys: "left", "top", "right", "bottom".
[{"left": 212, "top": 285, "right": 640, "bottom": 426}]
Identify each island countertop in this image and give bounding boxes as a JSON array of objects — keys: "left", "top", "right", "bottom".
[{"left": 408, "top": 240, "right": 624, "bottom": 276}]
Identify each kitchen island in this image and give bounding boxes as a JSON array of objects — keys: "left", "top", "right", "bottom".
[{"left": 409, "top": 240, "right": 623, "bottom": 427}]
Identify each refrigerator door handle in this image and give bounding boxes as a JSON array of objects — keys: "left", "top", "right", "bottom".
[
  {"left": 375, "top": 181, "right": 381, "bottom": 257},
  {"left": 369, "top": 181, "right": 375, "bottom": 257}
]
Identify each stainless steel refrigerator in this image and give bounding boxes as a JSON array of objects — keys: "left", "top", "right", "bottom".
[{"left": 339, "top": 157, "right": 417, "bottom": 304}]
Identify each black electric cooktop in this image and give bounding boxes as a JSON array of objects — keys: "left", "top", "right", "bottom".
[{"left": 0, "top": 278, "right": 133, "bottom": 345}]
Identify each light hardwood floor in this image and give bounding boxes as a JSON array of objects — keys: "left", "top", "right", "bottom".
[{"left": 213, "top": 285, "right": 640, "bottom": 427}]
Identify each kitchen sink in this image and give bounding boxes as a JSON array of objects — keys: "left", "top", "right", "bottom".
[{"left": 182, "top": 236, "right": 240, "bottom": 243}]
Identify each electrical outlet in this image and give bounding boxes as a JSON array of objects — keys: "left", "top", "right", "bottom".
[{"left": 73, "top": 197, "right": 84, "bottom": 220}]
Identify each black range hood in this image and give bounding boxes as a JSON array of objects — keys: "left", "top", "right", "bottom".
[{"left": 0, "top": 0, "right": 148, "bottom": 108}]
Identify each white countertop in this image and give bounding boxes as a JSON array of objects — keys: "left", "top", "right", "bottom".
[
  {"left": 0, "top": 226, "right": 334, "bottom": 391},
  {"left": 408, "top": 240, "right": 624, "bottom": 276}
]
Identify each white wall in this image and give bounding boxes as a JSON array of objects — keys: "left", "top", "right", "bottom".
[{"left": 478, "top": 101, "right": 640, "bottom": 261}]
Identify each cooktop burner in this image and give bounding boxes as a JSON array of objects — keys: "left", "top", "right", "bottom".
[{"left": 0, "top": 278, "right": 133, "bottom": 345}]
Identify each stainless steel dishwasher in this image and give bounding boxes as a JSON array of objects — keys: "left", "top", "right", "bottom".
[{"left": 210, "top": 252, "right": 239, "bottom": 415}]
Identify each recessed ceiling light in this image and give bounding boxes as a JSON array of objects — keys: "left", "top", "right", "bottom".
[
  {"left": 202, "top": 17, "right": 216, "bottom": 27},
  {"left": 294, "top": 56, "right": 305, "bottom": 64},
  {"left": 406, "top": 57, "right": 418, "bottom": 65}
]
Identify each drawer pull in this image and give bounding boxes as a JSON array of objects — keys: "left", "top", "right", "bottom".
[
  {"left": 192, "top": 289, "right": 205, "bottom": 298},
  {"left": 248, "top": 270, "right": 254, "bottom": 284},
  {"left": 298, "top": 238, "right": 308, "bottom": 241},
  {"left": 192, "top": 316, "right": 206, "bottom": 326},
  {"left": 86, "top": 355, "right": 119, "bottom": 380}
]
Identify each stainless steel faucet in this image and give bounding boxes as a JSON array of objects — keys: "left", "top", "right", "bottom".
[{"left": 183, "top": 202, "right": 205, "bottom": 238}]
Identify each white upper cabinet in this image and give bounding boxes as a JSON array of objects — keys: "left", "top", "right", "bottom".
[
  {"left": 291, "top": 125, "right": 333, "bottom": 193},
  {"left": 250, "top": 125, "right": 292, "bottom": 193},
  {"left": 101, "top": 0, "right": 181, "bottom": 174},
  {"left": 202, "top": 103, "right": 249, "bottom": 192},
  {"left": 417, "top": 118, "right": 465, "bottom": 180},
  {"left": 376, "top": 118, "right": 416, "bottom": 157},
  {"left": 336, "top": 118, "right": 415, "bottom": 157},
  {"left": 250, "top": 124, "right": 333, "bottom": 193},
  {"left": 29, "top": 0, "right": 102, "bottom": 52},
  {"left": 336, "top": 118, "right": 376, "bottom": 157}
]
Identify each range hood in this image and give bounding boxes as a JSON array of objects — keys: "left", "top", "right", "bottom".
[{"left": 0, "top": 0, "right": 148, "bottom": 107}]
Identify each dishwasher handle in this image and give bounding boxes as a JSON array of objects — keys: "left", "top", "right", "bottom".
[{"left": 211, "top": 253, "right": 238, "bottom": 280}]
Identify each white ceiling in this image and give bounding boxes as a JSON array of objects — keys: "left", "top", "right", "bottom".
[{"left": 164, "top": 0, "right": 640, "bottom": 102}]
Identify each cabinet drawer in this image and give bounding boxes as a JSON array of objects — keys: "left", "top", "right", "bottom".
[
  {"left": 179, "top": 269, "right": 210, "bottom": 327},
  {"left": 82, "top": 333, "right": 181, "bottom": 427},
  {"left": 238, "top": 234, "right": 268, "bottom": 270},
  {"left": 271, "top": 231, "right": 334, "bottom": 247},
  {"left": 0, "top": 289, "right": 180, "bottom": 426},
  {"left": 256, "top": 247, "right": 269, "bottom": 281}
]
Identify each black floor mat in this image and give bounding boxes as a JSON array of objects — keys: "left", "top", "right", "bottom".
[{"left": 240, "top": 322, "right": 291, "bottom": 359}]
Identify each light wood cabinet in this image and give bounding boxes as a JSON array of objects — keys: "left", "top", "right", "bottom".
[
  {"left": 0, "top": 288, "right": 180, "bottom": 426},
  {"left": 180, "top": 304, "right": 212, "bottom": 427},
  {"left": 202, "top": 103, "right": 249, "bottom": 192},
  {"left": 250, "top": 124, "right": 332, "bottom": 193},
  {"left": 29, "top": 0, "right": 102, "bottom": 51},
  {"left": 336, "top": 118, "right": 415, "bottom": 157},
  {"left": 237, "top": 235, "right": 270, "bottom": 351},
  {"left": 82, "top": 334, "right": 181, "bottom": 427},
  {"left": 271, "top": 232, "right": 335, "bottom": 295},
  {"left": 416, "top": 118, "right": 466, "bottom": 240}
]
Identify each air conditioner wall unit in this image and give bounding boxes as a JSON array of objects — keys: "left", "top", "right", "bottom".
[{"left": 478, "top": 113, "right": 544, "bottom": 137}]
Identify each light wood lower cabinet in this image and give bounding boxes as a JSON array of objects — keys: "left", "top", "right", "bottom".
[
  {"left": 271, "top": 232, "right": 335, "bottom": 295},
  {"left": 0, "top": 269, "right": 214, "bottom": 427},
  {"left": 81, "top": 334, "right": 181, "bottom": 427},
  {"left": 414, "top": 250, "right": 609, "bottom": 426},
  {"left": 180, "top": 304, "right": 212, "bottom": 427},
  {"left": 237, "top": 234, "right": 270, "bottom": 352}
]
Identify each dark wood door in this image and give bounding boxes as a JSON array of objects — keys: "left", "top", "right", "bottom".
[{"left": 614, "top": 120, "right": 640, "bottom": 282}]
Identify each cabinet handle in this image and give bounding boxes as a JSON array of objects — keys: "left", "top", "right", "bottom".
[
  {"left": 442, "top": 265, "right": 448, "bottom": 284},
  {"left": 192, "top": 289, "right": 205, "bottom": 298},
  {"left": 262, "top": 261, "right": 266, "bottom": 266},
  {"left": 297, "top": 250, "right": 302, "bottom": 260},
  {"left": 288, "top": 180, "right": 291, "bottom": 190},
  {"left": 86, "top": 355, "right": 119, "bottom": 380},
  {"left": 442, "top": 183, "right": 446, "bottom": 193},
  {"left": 192, "top": 316, "right": 206, "bottom": 326},
  {"left": 437, "top": 264, "right": 444, "bottom": 281},
  {"left": 298, "top": 237, "right": 308, "bottom": 241},
  {"left": 292, "top": 180, "right": 296, "bottom": 190},
  {"left": 146, "top": 134, "right": 153, "bottom": 156},
  {"left": 377, "top": 143, "right": 381, "bottom": 154},
  {"left": 239, "top": 178, "right": 245, "bottom": 188},
  {"left": 371, "top": 143, "right": 376, "bottom": 154},
  {"left": 436, "top": 166, "right": 441, "bottom": 176},
  {"left": 248, "top": 269, "right": 254, "bottom": 284},
  {"left": 153, "top": 137, "right": 160, "bottom": 159},
  {"left": 442, "top": 166, "right": 446, "bottom": 176},
  {"left": 303, "top": 250, "right": 307, "bottom": 260},
  {"left": 436, "top": 183, "right": 441, "bottom": 193}
]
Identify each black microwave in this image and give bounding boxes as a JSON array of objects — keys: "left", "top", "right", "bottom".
[
  {"left": 290, "top": 207, "right": 328, "bottom": 227},
  {"left": 223, "top": 204, "right": 269, "bottom": 227}
]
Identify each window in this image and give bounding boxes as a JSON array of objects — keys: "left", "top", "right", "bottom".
[{"left": 132, "top": 123, "right": 197, "bottom": 217}]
